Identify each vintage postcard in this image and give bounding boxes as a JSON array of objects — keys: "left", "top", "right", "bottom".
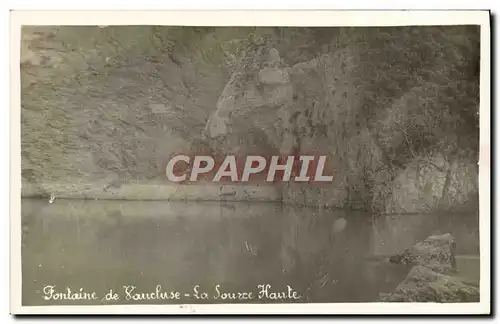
[{"left": 10, "top": 10, "right": 491, "bottom": 315}]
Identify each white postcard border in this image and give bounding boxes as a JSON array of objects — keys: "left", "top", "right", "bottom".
[{"left": 9, "top": 9, "right": 491, "bottom": 315}]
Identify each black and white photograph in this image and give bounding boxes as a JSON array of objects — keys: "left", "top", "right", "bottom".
[{"left": 10, "top": 10, "right": 491, "bottom": 315}]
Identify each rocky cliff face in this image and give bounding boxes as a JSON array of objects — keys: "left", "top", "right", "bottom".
[
  {"left": 21, "top": 26, "right": 480, "bottom": 214},
  {"left": 21, "top": 26, "right": 253, "bottom": 184},
  {"left": 202, "top": 27, "right": 479, "bottom": 213}
]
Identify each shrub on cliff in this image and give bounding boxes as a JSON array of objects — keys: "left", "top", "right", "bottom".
[{"left": 323, "top": 26, "right": 480, "bottom": 210}]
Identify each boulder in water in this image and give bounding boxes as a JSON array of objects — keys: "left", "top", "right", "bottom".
[{"left": 380, "top": 233, "right": 479, "bottom": 302}]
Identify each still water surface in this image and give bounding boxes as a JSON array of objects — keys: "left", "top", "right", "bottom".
[{"left": 21, "top": 199, "right": 479, "bottom": 305}]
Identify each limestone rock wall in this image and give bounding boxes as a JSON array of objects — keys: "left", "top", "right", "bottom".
[{"left": 21, "top": 26, "right": 479, "bottom": 212}]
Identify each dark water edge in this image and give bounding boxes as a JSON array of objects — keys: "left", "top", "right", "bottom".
[{"left": 20, "top": 198, "right": 480, "bottom": 305}]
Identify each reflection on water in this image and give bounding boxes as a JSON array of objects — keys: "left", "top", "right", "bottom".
[{"left": 21, "top": 199, "right": 479, "bottom": 305}]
